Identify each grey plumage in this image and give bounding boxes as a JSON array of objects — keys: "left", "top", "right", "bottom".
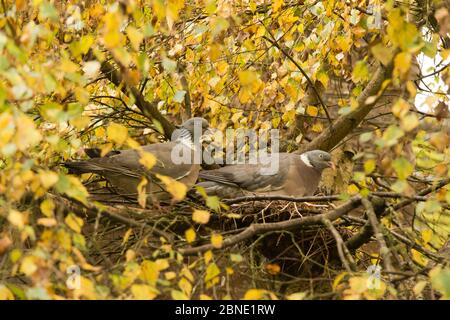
[
  {"left": 63, "top": 117, "right": 210, "bottom": 202},
  {"left": 197, "top": 150, "right": 334, "bottom": 199}
]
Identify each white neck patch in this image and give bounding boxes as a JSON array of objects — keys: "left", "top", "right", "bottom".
[{"left": 300, "top": 153, "right": 313, "bottom": 167}]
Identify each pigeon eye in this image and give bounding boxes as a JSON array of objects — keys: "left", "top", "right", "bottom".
[{"left": 319, "top": 154, "right": 323, "bottom": 159}]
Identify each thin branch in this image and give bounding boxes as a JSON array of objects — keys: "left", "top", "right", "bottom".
[
  {"left": 179, "top": 196, "right": 362, "bottom": 255},
  {"left": 362, "top": 197, "right": 395, "bottom": 279},
  {"left": 322, "top": 217, "right": 357, "bottom": 272},
  {"left": 48, "top": 193, "right": 174, "bottom": 242},
  {"left": 224, "top": 194, "right": 342, "bottom": 205},
  {"left": 98, "top": 53, "right": 176, "bottom": 139},
  {"left": 262, "top": 34, "right": 333, "bottom": 125}
]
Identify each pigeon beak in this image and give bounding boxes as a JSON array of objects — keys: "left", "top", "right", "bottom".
[{"left": 328, "top": 161, "right": 336, "bottom": 170}]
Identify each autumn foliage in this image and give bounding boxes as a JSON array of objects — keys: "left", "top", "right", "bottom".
[{"left": 0, "top": 0, "right": 449, "bottom": 300}]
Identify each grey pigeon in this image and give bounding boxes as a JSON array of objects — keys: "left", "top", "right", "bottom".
[
  {"left": 197, "top": 150, "right": 334, "bottom": 199},
  {"left": 64, "top": 117, "right": 210, "bottom": 202}
]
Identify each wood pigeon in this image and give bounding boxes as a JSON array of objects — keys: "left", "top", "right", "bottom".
[
  {"left": 63, "top": 117, "right": 210, "bottom": 202},
  {"left": 197, "top": 150, "right": 334, "bottom": 199}
]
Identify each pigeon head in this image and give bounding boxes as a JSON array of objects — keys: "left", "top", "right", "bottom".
[
  {"left": 172, "top": 117, "right": 212, "bottom": 143},
  {"left": 180, "top": 117, "right": 210, "bottom": 135},
  {"left": 301, "top": 150, "right": 335, "bottom": 171}
]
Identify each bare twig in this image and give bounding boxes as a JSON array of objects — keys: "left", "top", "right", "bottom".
[
  {"left": 322, "top": 218, "right": 357, "bottom": 272},
  {"left": 362, "top": 197, "right": 394, "bottom": 279},
  {"left": 48, "top": 193, "right": 174, "bottom": 242},
  {"left": 179, "top": 196, "right": 362, "bottom": 255}
]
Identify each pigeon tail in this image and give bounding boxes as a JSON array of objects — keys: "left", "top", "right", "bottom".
[{"left": 62, "top": 161, "right": 102, "bottom": 175}]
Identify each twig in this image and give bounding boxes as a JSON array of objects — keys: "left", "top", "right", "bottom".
[
  {"left": 322, "top": 218, "right": 357, "bottom": 272},
  {"left": 224, "top": 194, "right": 341, "bottom": 205},
  {"left": 262, "top": 33, "right": 332, "bottom": 125},
  {"left": 97, "top": 52, "right": 176, "bottom": 138},
  {"left": 179, "top": 196, "right": 362, "bottom": 255},
  {"left": 362, "top": 197, "right": 394, "bottom": 279},
  {"left": 48, "top": 193, "right": 174, "bottom": 242}
]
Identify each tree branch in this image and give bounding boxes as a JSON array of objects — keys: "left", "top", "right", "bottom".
[
  {"left": 179, "top": 196, "right": 362, "bottom": 255},
  {"left": 298, "top": 59, "right": 395, "bottom": 153},
  {"left": 362, "top": 197, "right": 395, "bottom": 279},
  {"left": 322, "top": 217, "right": 357, "bottom": 272},
  {"left": 99, "top": 56, "right": 176, "bottom": 139}
]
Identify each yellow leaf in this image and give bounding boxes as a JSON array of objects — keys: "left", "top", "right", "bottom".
[
  {"left": 141, "top": 260, "right": 160, "bottom": 285},
  {"left": 126, "top": 249, "right": 136, "bottom": 262},
  {"left": 400, "top": 113, "right": 419, "bottom": 132},
  {"left": 64, "top": 176, "right": 90, "bottom": 205},
  {"left": 311, "top": 121, "right": 323, "bottom": 133},
  {"left": 411, "top": 248, "right": 428, "bottom": 266},
  {"left": 131, "top": 284, "right": 158, "bottom": 300},
  {"left": 107, "top": 123, "right": 128, "bottom": 145},
  {"left": 392, "top": 99, "right": 410, "bottom": 118},
  {"left": 306, "top": 106, "right": 318, "bottom": 117},
  {"left": 272, "top": 0, "right": 284, "bottom": 12},
  {"left": 392, "top": 157, "right": 414, "bottom": 180},
  {"left": 0, "top": 285, "right": 14, "bottom": 300},
  {"left": 155, "top": 174, "right": 187, "bottom": 201},
  {"left": 65, "top": 213, "right": 84, "bottom": 233},
  {"left": 371, "top": 44, "right": 394, "bottom": 66},
  {"left": 0, "top": 235, "right": 12, "bottom": 255},
  {"left": 211, "top": 233, "right": 223, "bottom": 248},
  {"left": 347, "top": 184, "right": 359, "bottom": 195},
  {"left": 39, "top": 171, "right": 59, "bottom": 190},
  {"left": 238, "top": 70, "right": 258, "bottom": 86},
  {"left": 421, "top": 229, "right": 433, "bottom": 243},
  {"left": 137, "top": 177, "right": 148, "bottom": 208},
  {"left": 204, "top": 250, "right": 213, "bottom": 264},
  {"left": 394, "top": 52, "right": 412, "bottom": 78},
  {"left": 139, "top": 151, "right": 156, "bottom": 169},
  {"left": 73, "top": 276, "right": 97, "bottom": 300},
  {"left": 155, "top": 259, "right": 169, "bottom": 271},
  {"left": 413, "top": 280, "right": 428, "bottom": 296},
  {"left": 205, "top": 263, "right": 220, "bottom": 287},
  {"left": 364, "top": 159, "right": 376, "bottom": 174},
  {"left": 265, "top": 263, "right": 281, "bottom": 275},
  {"left": 8, "top": 210, "right": 25, "bottom": 229},
  {"left": 59, "top": 59, "right": 79, "bottom": 73},
  {"left": 15, "top": 0, "right": 26, "bottom": 11},
  {"left": 126, "top": 26, "right": 144, "bottom": 51},
  {"left": 238, "top": 88, "right": 252, "bottom": 103},
  {"left": 406, "top": 81, "right": 417, "bottom": 97},
  {"left": 243, "top": 289, "right": 269, "bottom": 300},
  {"left": 178, "top": 277, "right": 192, "bottom": 297},
  {"left": 171, "top": 289, "right": 188, "bottom": 300},
  {"left": 352, "top": 61, "right": 369, "bottom": 83},
  {"left": 20, "top": 256, "right": 37, "bottom": 276},
  {"left": 122, "top": 228, "right": 133, "bottom": 245},
  {"left": 14, "top": 113, "right": 42, "bottom": 151},
  {"left": 37, "top": 218, "right": 57, "bottom": 227},
  {"left": 286, "top": 292, "right": 307, "bottom": 300},
  {"left": 185, "top": 228, "right": 196, "bottom": 243},
  {"left": 165, "top": 272, "right": 176, "bottom": 280},
  {"left": 192, "top": 209, "right": 210, "bottom": 224},
  {"left": 336, "top": 35, "right": 352, "bottom": 52}
]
